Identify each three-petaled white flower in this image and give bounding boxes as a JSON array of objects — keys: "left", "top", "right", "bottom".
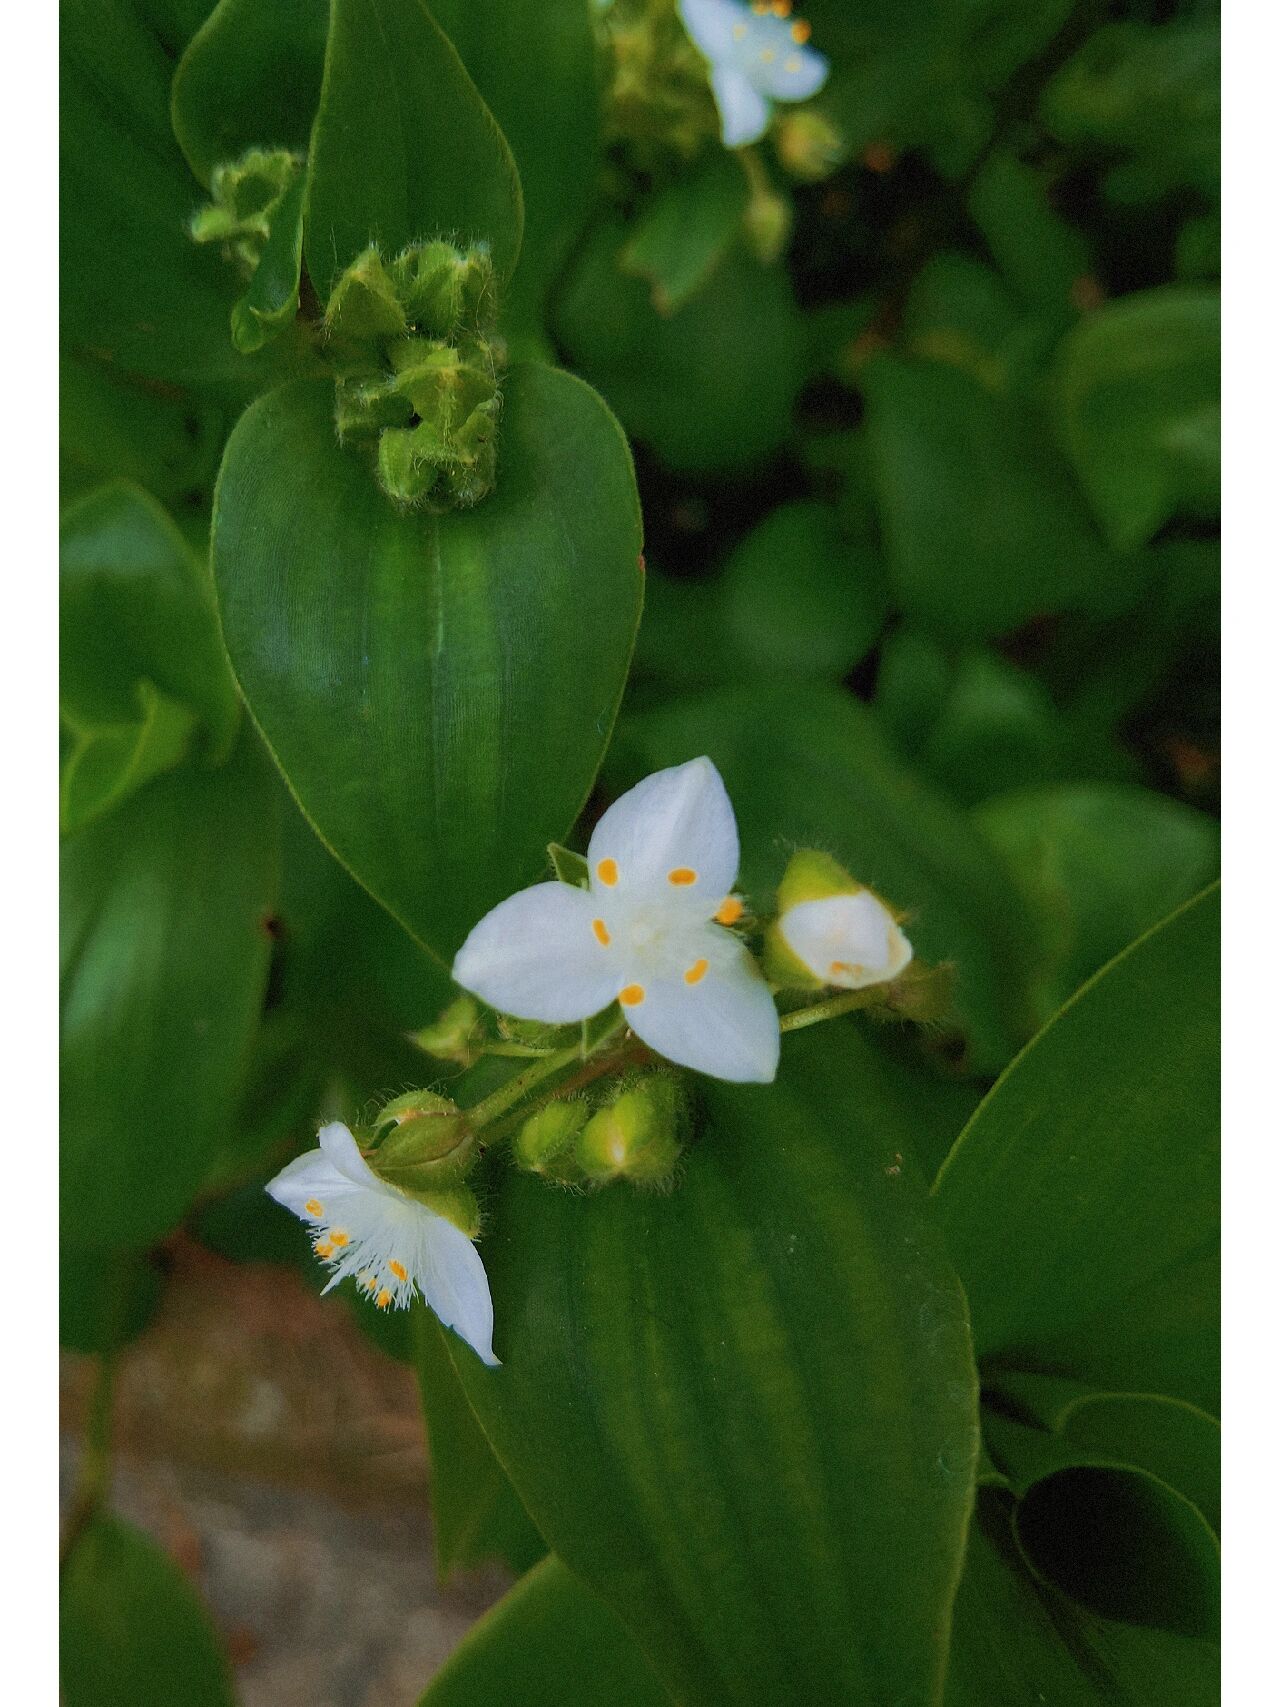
[
  {"left": 265, "top": 1121, "right": 499, "bottom": 1366},
  {"left": 453, "top": 758, "right": 781, "bottom": 1084},
  {"left": 678, "top": 0, "right": 829, "bottom": 149}
]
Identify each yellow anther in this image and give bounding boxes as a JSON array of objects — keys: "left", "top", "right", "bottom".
[
  {"left": 304, "top": 1198, "right": 324, "bottom": 1217},
  {"left": 684, "top": 959, "right": 710, "bottom": 987},
  {"left": 773, "top": 0, "right": 793, "bottom": 14},
  {"left": 329, "top": 1230, "right": 349, "bottom": 1247},
  {"left": 376, "top": 1289, "right": 392, "bottom": 1310},
  {"left": 715, "top": 897, "right": 744, "bottom": 926},
  {"left": 597, "top": 857, "right": 619, "bottom": 887},
  {"left": 791, "top": 18, "right": 811, "bottom": 42},
  {"left": 389, "top": 1260, "right": 408, "bottom": 1282},
  {"left": 619, "top": 983, "right": 646, "bottom": 1007},
  {"left": 830, "top": 961, "right": 865, "bottom": 979},
  {"left": 315, "top": 1243, "right": 334, "bottom": 1259},
  {"left": 668, "top": 867, "right": 698, "bottom": 886},
  {"left": 592, "top": 918, "right": 611, "bottom": 946}
]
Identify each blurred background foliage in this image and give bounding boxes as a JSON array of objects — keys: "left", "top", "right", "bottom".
[{"left": 60, "top": 0, "right": 1219, "bottom": 1701}]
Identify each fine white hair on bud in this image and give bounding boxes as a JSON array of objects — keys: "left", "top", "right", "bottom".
[
  {"left": 677, "top": 0, "right": 829, "bottom": 148},
  {"left": 452, "top": 758, "right": 780, "bottom": 1085},
  {"left": 265, "top": 1121, "right": 499, "bottom": 1366}
]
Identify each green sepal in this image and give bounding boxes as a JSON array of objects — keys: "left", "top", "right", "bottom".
[
  {"left": 578, "top": 1077, "right": 682, "bottom": 1189},
  {"left": 410, "top": 994, "right": 482, "bottom": 1065},
  {"left": 388, "top": 240, "right": 497, "bottom": 338},
  {"left": 514, "top": 1100, "right": 589, "bottom": 1184},
  {"left": 763, "top": 920, "right": 825, "bottom": 992},
  {"left": 368, "top": 1089, "right": 478, "bottom": 1191},
  {"left": 415, "top": 1183, "right": 482, "bottom": 1237},
  {"left": 549, "top": 841, "right": 590, "bottom": 888},
  {"left": 323, "top": 245, "right": 409, "bottom": 344},
  {"left": 775, "top": 847, "right": 860, "bottom": 912}
]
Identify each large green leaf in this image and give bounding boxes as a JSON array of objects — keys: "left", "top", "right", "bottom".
[
  {"left": 305, "top": 0, "right": 523, "bottom": 301},
  {"left": 61, "top": 738, "right": 279, "bottom": 1252},
  {"left": 415, "top": 1308, "right": 544, "bottom": 1577},
  {"left": 934, "top": 887, "right": 1219, "bottom": 1411},
  {"left": 974, "top": 782, "right": 1220, "bottom": 1026},
  {"left": 429, "top": 0, "right": 599, "bottom": 345},
  {"left": 421, "top": 1555, "right": 671, "bottom": 1707},
  {"left": 1057, "top": 286, "right": 1220, "bottom": 552},
  {"left": 60, "top": 358, "right": 221, "bottom": 508},
  {"left": 171, "top": 0, "right": 330, "bottom": 185},
  {"left": 862, "top": 353, "right": 1113, "bottom": 638},
  {"left": 61, "top": 1514, "right": 235, "bottom": 1707},
  {"left": 620, "top": 153, "right": 748, "bottom": 318},
  {"left": 451, "top": 1025, "right": 981, "bottom": 1707},
  {"left": 60, "top": 0, "right": 268, "bottom": 386},
  {"left": 945, "top": 1489, "right": 1219, "bottom": 1705},
  {"left": 212, "top": 364, "right": 642, "bottom": 960},
  {"left": 614, "top": 684, "right": 1036, "bottom": 1072}
]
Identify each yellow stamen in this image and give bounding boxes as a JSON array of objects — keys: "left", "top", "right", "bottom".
[
  {"left": 830, "top": 961, "right": 865, "bottom": 979},
  {"left": 715, "top": 897, "right": 744, "bottom": 926},
  {"left": 305, "top": 1198, "right": 323, "bottom": 1217},
  {"left": 597, "top": 857, "right": 619, "bottom": 887},
  {"left": 619, "top": 983, "right": 646, "bottom": 1007},
  {"left": 315, "top": 1243, "right": 334, "bottom": 1259},
  {"left": 376, "top": 1289, "right": 392, "bottom": 1310},
  {"left": 684, "top": 959, "right": 710, "bottom": 986},
  {"left": 592, "top": 918, "right": 611, "bottom": 946},
  {"left": 668, "top": 867, "right": 698, "bottom": 886},
  {"left": 329, "top": 1229, "right": 349, "bottom": 1247},
  {"left": 389, "top": 1260, "right": 408, "bottom": 1282},
  {"left": 773, "top": 0, "right": 792, "bottom": 14},
  {"left": 791, "top": 19, "right": 811, "bottom": 42}
]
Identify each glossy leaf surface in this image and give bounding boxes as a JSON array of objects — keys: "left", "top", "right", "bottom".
[{"left": 212, "top": 366, "right": 643, "bottom": 959}]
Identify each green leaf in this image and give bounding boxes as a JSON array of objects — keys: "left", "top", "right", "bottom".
[
  {"left": 305, "top": 0, "right": 523, "bottom": 302},
  {"left": 420, "top": 1555, "right": 671, "bottom": 1707},
  {"left": 61, "top": 0, "right": 267, "bottom": 386},
  {"left": 620, "top": 153, "right": 748, "bottom": 316},
  {"left": 548, "top": 842, "right": 590, "bottom": 889},
  {"left": 934, "top": 886, "right": 1219, "bottom": 1411},
  {"left": 230, "top": 171, "right": 307, "bottom": 353},
  {"left": 556, "top": 222, "right": 805, "bottom": 474},
  {"left": 60, "top": 482, "right": 241, "bottom": 829},
  {"left": 61, "top": 1514, "right": 236, "bottom": 1707},
  {"left": 428, "top": 0, "right": 600, "bottom": 346},
  {"left": 452, "top": 1025, "right": 980, "bottom": 1707},
  {"left": 60, "top": 1248, "right": 164, "bottom": 1356},
  {"left": 171, "top": 0, "right": 330, "bottom": 187},
  {"left": 969, "top": 154, "right": 1092, "bottom": 317},
  {"left": 60, "top": 357, "right": 220, "bottom": 508},
  {"left": 61, "top": 737, "right": 279, "bottom": 1252},
  {"left": 212, "top": 365, "right": 642, "bottom": 960},
  {"left": 1057, "top": 286, "right": 1220, "bottom": 553},
  {"left": 862, "top": 353, "right": 1112, "bottom": 638},
  {"left": 1056, "top": 1393, "right": 1220, "bottom": 1534},
  {"left": 945, "top": 1488, "right": 1219, "bottom": 1705},
  {"left": 415, "top": 1309, "right": 544, "bottom": 1577},
  {"left": 916, "top": 653, "right": 1060, "bottom": 809},
  {"left": 615, "top": 684, "right": 1036, "bottom": 1071},
  {"left": 716, "top": 502, "right": 888, "bottom": 681},
  {"left": 974, "top": 782, "right": 1220, "bottom": 1026}
]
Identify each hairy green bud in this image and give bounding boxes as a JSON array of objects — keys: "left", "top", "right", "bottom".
[
  {"left": 369, "top": 1090, "right": 478, "bottom": 1192},
  {"left": 578, "top": 1076, "right": 682, "bottom": 1188},
  {"left": 514, "top": 1101, "right": 589, "bottom": 1184}
]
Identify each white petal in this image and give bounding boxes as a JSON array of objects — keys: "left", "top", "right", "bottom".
[
  {"left": 710, "top": 64, "right": 771, "bottom": 147},
  {"left": 419, "top": 1212, "right": 500, "bottom": 1367},
  {"left": 587, "top": 757, "right": 739, "bottom": 914},
  {"left": 452, "top": 882, "right": 619, "bottom": 1023},
  {"left": 678, "top": 0, "right": 744, "bottom": 61},
  {"left": 750, "top": 41, "right": 828, "bottom": 102},
  {"left": 625, "top": 929, "right": 780, "bottom": 1083},
  {"left": 266, "top": 1125, "right": 378, "bottom": 1218},
  {"left": 780, "top": 892, "right": 914, "bottom": 988}
]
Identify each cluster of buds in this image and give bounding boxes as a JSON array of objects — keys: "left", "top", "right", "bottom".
[
  {"left": 189, "top": 147, "right": 303, "bottom": 273},
  {"left": 515, "top": 1073, "right": 685, "bottom": 1191},
  {"left": 325, "top": 239, "right": 504, "bottom": 511}
]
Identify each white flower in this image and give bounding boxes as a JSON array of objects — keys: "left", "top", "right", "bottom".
[
  {"left": 780, "top": 889, "right": 913, "bottom": 990},
  {"left": 452, "top": 757, "right": 780, "bottom": 1084},
  {"left": 265, "top": 1122, "right": 499, "bottom": 1366},
  {"left": 678, "top": 0, "right": 829, "bottom": 148}
]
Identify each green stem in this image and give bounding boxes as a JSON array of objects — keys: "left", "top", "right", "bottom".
[
  {"left": 465, "top": 1042, "right": 585, "bottom": 1131},
  {"left": 479, "top": 1041, "right": 557, "bottom": 1059},
  {"left": 779, "top": 988, "right": 879, "bottom": 1034}
]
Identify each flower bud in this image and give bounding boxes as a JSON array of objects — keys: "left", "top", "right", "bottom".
[
  {"left": 743, "top": 184, "right": 792, "bottom": 266},
  {"left": 369, "top": 1090, "right": 478, "bottom": 1192},
  {"left": 389, "top": 240, "right": 497, "bottom": 338},
  {"left": 578, "top": 1077, "right": 682, "bottom": 1189},
  {"left": 774, "top": 110, "right": 846, "bottom": 182},
  {"left": 324, "top": 246, "right": 409, "bottom": 344},
  {"left": 189, "top": 147, "right": 302, "bottom": 252},
  {"left": 409, "top": 995, "right": 481, "bottom": 1066},
  {"left": 514, "top": 1100, "right": 589, "bottom": 1184},
  {"left": 765, "top": 850, "right": 913, "bottom": 991}
]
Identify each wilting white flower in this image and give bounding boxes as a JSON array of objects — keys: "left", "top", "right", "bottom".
[
  {"left": 678, "top": 0, "right": 829, "bottom": 148},
  {"left": 266, "top": 1121, "right": 498, "bottom": 1366},
  {"left": 453, "top": 757, "right": 780, "bottom": 1084},
  {"left": 780, "top": 888, "right": 913, "bottom": 990}
]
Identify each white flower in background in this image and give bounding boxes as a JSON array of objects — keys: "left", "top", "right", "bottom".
[
  {"left": 780, "top": 889, "right": 913, "bottom": 989},
  {"left": 678, "top": 0, "right": 829, "bottom": 148},
  {"left": 453, "top": 758, "right": 780, "bottom": 1084},
  {"left": 266, "top": 1121, "right": 499, "bottom": 1366}
]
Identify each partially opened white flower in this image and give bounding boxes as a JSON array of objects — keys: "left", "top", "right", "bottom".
[
  {"left": 678, "top": 0, "right": 829, "bottom": 148},
  {"left": 266, "top": 1121, "right": 499, "bottom": 1366},
  {"left": 767, "top": 849, "right": 913, "bottom": 990},
  {"left": 453, "top": 757, "right": 780, "bottom": 1084}
]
